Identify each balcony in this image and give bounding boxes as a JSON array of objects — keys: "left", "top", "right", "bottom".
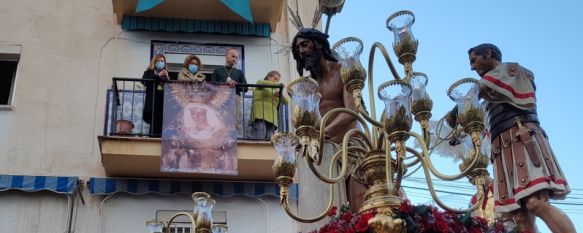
[
  {"left": 99, "top": 78, "right": 288, "bottom": 181},
  {"left": 111, "top": 0, "right": 285, "bottom": 32}
]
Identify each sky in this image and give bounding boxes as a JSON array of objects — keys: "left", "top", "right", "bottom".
[{"left": 324, "top": 0, "right": 583, "bottom": 232}]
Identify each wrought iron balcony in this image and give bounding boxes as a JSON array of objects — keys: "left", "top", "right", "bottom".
[{"left": 98, "top": 78, "right": 289, "bottom": 181}]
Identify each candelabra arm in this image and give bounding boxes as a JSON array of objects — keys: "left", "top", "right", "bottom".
[
  {"left": 355, "top": 105, "right": 384, "bottom": 151},
  {"left": 369, "top": 42, "right": 402, "bottom": 81},
  {"left": 308, "top": 128, "right": 371, "bottom": 183},
  {"left": 356, "top": 106, "right": 384, "bottom": 130},
  {"left": 368, "top": 42, "right": 402, "bottom": 146},
  {"left": 433, "top": 116, "right": 456, "bottom": 142},
  {"left": 392, "top": 140, "right": 406, "bottom": 196},
  {"left": 282, "top": 150, "right": 342, "bottom": 223},
  {"left": 165, "top": 212, "right": 197, "bottom": 233},
  {"left": 318, "top": 108, "right": 376, "bottom": 165},
  {"left": 409, "top": 131, "right": 483, "bottom": 181},
  {"left": 409, "top": 146, "right": 485, "bottom": 213},
  {"left": 385, "top": 138, "right": 394, "bottom": 189},
  {"left": 420, "top": 119, "right": 431, "bottom": 148},
  {"left": 404, "top": 156, "right": 421, "bottom": 169}
]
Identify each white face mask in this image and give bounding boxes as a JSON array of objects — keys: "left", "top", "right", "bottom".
[
  {"left": 155, "top": 61, "right": 165, "bottom": 71},
  {"left": 188, "top": 64, "right": 198, "bottom": 74}
]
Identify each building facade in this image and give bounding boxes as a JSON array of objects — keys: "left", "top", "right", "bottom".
[{"left": 0, "top": 0, "right": 321, "bottom": 232}]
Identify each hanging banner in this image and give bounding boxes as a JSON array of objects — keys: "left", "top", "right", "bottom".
[{"left": 161, "top": 82, "right": 238, "bottom": 175}]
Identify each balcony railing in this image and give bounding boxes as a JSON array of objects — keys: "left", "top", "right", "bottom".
[{"left": 105, "top": 78, "right": 289, "bottom": 141}]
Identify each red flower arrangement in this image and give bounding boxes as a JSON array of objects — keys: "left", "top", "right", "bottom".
[{"left": 309, "top": 200, "right": 532, "bottom": 233}]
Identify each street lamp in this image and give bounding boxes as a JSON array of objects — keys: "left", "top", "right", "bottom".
[
  {"left": 272, "top": 10, "right": 490, "bottom": 232},
  {"left": 146, "top": 192, "right": 218, "bottom": 233}
]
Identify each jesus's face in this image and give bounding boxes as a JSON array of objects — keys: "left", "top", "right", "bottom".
[{"left": 295, "top": 38, "right": 322, "bottom": 77}]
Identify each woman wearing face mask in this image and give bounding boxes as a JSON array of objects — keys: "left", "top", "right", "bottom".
[
  {"left": 178, "top": 54, "right": 206, "bottom": 82},
  {"left": 142, "top": 54, "right": 174, "bottom": 136}
]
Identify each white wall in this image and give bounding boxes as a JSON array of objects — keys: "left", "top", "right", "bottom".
[
  {"left": 0, "top": 191, "right": 70, "bottom": 232},
  {"left": 100, "top": 193, "right": 299, "bottom": 233},
  {"left": 0, "top": 0, "right": 116, "bottom": 176},
  {"left": 0, "top": 0, "right": 296, "bottom": 177},
  {"left": 0, "top": 0, "right": 306, "bottom": 232}
]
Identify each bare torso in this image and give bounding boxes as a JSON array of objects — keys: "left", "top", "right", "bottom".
[{"left": 316, "top": 61, "right": 360, "bottom": 144}]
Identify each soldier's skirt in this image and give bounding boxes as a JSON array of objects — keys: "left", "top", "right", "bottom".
[{"left": 491, "top": 122, "right": 570, "bottom": 213}]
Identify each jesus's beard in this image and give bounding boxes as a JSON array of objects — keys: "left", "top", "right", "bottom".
[{"left": 299, "top": 50, "right": 322, "bottom": 79}]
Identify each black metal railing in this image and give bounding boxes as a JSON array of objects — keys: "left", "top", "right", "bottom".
[{"left": 105, "top": 78, "right": 289, "bottom": 141}]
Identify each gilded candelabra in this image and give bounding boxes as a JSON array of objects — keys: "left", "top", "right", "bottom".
[
  {"left": 272, "top": 10, "right": 491, "bottom": 233},
  {"left": 145, "top": 192, "right": 228, "bottom": 233}
]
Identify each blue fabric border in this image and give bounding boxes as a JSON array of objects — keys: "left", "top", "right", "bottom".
[
  {"left": 0, "top": 175, "right": 78, "bottom": 195},
  {"left": 88, "top": 177, "right": 298, "bottom": 198},
  {"left": 122, "top": 15, "right": 270, "bottom": 37}
]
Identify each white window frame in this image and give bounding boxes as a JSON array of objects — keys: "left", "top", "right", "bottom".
[
  {"left": 0, "top": 45, "right": 21, "bottom": 110},
  {"left": 155, "top": 209, "right": 227, "bottom": 233}
]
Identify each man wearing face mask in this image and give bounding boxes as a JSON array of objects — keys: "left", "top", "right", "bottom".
[
  {"left": 142, "top": 54, "right": 175, "bottom": 136},
  {"left": 178, "top": 54, "right": 206, "bottom": 82}
]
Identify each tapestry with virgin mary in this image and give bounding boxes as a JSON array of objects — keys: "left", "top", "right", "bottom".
[{"left": 160, "top": 82, "right": 238, "bottom": 175}]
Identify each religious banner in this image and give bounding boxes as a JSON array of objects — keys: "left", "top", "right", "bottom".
[{"left": 161, "top": 82, "right": 238, "bottom": 175}]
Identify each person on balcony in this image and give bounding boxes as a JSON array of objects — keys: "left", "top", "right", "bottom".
[
  {"left": 178, "top": 54, "right": 206, "bottom": 82},
  {"left": 250, "top": 70, "right": 288, "bottom": 140},
  {"left": 210, "top": 48, "right": 248, "bottom": 131},
  {"left": 142, "top": 54, "right": 175, "bottom": 136},
  {"left": 449, "top": 43, "right": 574, "bottom": 232}
]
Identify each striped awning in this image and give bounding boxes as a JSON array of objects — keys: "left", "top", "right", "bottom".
[
  {"left": 0, "top": 175, "right": 79, "bottom": 195},
  {"left": 89, "top": 177, "right": 298, "bottom": 198},
  {"left": 121, "top": 15, "right": 271, "bottom": 37}
]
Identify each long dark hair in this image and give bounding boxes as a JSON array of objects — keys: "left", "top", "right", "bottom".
[{"left": 292, "top": 28, "right": 338, "bottom": 76}]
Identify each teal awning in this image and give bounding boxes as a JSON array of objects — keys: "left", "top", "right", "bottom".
[{"left": 121, "top": 15, "right": 270, "bottom": 37}]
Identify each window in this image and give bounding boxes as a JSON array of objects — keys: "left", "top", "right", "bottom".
[
  {"left": 0, "top": 45, "right": 21, "bottom": 108},
  {"left": 164, "top": 224, "right": 192, "bottom": 233},
  {"left": 155, "top": 209, "right": 227, "bottom": 233}
]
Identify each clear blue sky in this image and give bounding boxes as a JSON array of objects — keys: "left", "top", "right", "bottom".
[{"left": 325, "top": 0, "right": 583, "bottom": 232}]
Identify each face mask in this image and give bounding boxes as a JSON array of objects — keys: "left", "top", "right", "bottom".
[
  {"left": 188, "top": 64, "right": 198, "bottom": 74},
  {"left": 155, "top": 61, "right": 165, "bottom": 71}
]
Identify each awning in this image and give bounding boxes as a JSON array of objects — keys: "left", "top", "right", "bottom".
[
  {"left": 89, "top": 177, "right": 298, "bottom": 198},
  {"left": 112, "top": 0, "right": 285, "bottom": 32},
  {"left": 0, "top": 175, "right": 79, "bottom": 195},
  {"left": 136, "top": 0, "right": 254, "bottom": 23},
  {"left": 121, "top": 15, "right": 271, "bottom": 37}
]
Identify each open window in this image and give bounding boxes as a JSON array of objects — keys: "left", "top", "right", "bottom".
[{"left": 0, "top": 45, "right": 20, "bottom": 109}]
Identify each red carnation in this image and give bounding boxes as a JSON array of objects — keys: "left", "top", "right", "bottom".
[
  {"left": 354, "top": 212, "right": 374, "bottom": 232},
  {"left": 434, "top": 218, "right": 449, "bottom": 233},
  {"left": 341, "top": 211, "right": 353, "bottom": 223},
  {"left": 399, "top": 199, "right": 414, "bottom": 213},
  {"left": 345, "top": 228, "right": 355, "bottom": 233},
  {"left": 328, "top": 206, "right": 337, "bottom": 217},
  {"left": 469, "top": 226, "right": 484, "bottom": 233},
  {"left": 474, "top": 216, "right": 488, "bottom": 226}
]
